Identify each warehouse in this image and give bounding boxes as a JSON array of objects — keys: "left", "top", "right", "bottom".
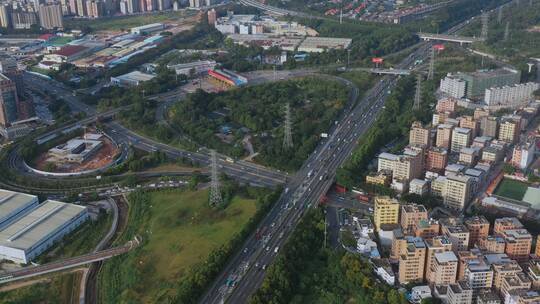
[
  {"left": 0, "top": 200, "right": 89, "bottom": 264},
  {"left": 0, "top": 190, "right": 39, "bottom": 230}
]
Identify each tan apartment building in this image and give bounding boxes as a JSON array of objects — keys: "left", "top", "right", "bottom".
[
  {"left": 426, "top": 147, "right": 448, "bottom": 173},
  {"left": 374, "top": 196, "right": 400, "bottom": 232},
  {"left": 414, "top": 218, "right": 440, "bottom": 241},
  {"left": 464, "top": 216, "right": 490, "bottom": 248},
  {"left": 398, "top": 237, "right": 427, "bottom": 284},
  {"left": 502, "top": 229, "right": 532, "bottom": 263},
  {"left": 431, "top": 251, "right": 458, "bottom": 286},
  {"left": 410, "top": 121, "right": 431, "bottom": 147},
  {"left": 426, "top": 236, "right": 453, "bottom": 284},
  {"left": 494, "top": 217, "right": 524, "bottom": 235},
  {"left": 400, "top": 204, "right": 428, "bottom": 233},
  {"left": 478, "top": 236, "right": 506, "bottom": 254},
  {"left": 436, "top": 123, "right": 454, "bottom": 150},
  {"left": 498, "top": 116, "right": 520, "bottom": 144},
  {"left": 441, "top": 218, "right": 470, "bottom": 253},
  {"left": 447, "top": 281, "right": 473, "bottom": 304}
]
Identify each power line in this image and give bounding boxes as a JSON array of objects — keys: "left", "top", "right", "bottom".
[
  {"left": 209, "top": 149, "right": 222, "bottom": 206},
  {"left": 413, "top": 73, "right": 422, "bottom": 111},
  {"left": 480, "top": 11, "right": 489, "bottom": 40},
  {"left": 504, "top": 21, "right": 510, "bottom": 42},
  {"left": 283, "top": 103, "right": 293, "bottom": 149},
  {"left": 427, "top": 45, "right": 435, "bottom": 81}
]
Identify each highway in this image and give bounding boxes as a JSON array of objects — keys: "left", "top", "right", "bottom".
[
  {"left": 199, "top": 1, "right": 511, "bottom": 301},
  {"left": 0, "top": 238, "right": 139, "bottom": 285}
]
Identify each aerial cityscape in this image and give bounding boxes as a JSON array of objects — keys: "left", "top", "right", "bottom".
[{"left": 0, "top": 0, "right": 539, "bottom": 303}]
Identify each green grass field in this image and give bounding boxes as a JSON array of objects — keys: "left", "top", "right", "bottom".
[
  {"left": 98, "top": 189, "right": 258, "bottom": 303},
  {"left": 0, "top": 272, "right": 81, "bottom": 304},
  {"left": 64, "top": 10, "right": 195, "bottom": 32},
  {"left": 494, "top": 178, "right": 529, "bottom": 201}
]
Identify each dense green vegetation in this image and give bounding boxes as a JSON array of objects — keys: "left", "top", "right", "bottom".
[
  {"left": 0, "top": 272, "right": 82, "bottom": 304},
  {"left": 168, "top": 77, "right": 349, "bottom": 171},
  {"left": 98, "top": 186, "right": 280, "bottom": 303},
  {"left": 464, "top": 1, "right": 540, "bottom": 75},
  {"left": 250, "top": 208, "right": 408, "bottom": 304}
]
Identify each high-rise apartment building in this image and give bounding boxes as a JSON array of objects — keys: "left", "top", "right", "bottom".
[
  {"left": 38, "top": 3, "right": 64, "bottom": 29},
  {"left": 459, "top": 116, "right": 479, "bottom": 138},
  {"left": 480, "top": 116, "right": 499, "bottom": 138},
  {"left": 501, "top": 229, "right": 532, "bottom": 263},
  {"left": 441, "top": 218, "right": 470, "bottom": 253},
  {"left": 425, "top": 236, "right": 453, "bottom": 285},
  {"left": 400, "top": 204, "right": 428, "bottom": 233},
  {"left": 444, "top": 173, "right": 473, "bottom": 211},
  {"left": 398, "top": 237, "right": 426, "bottom": 284},
  {"left": 11, "top": 10, "right": 38, "bottom": 29},
  {"left": 512, "top": 139, "right": 536, "bottom": 170},
  {"left": 478, "top": 236, "right": 506, "bottom": 254},
  {"left": 373, "top": 196, "right": 400, "bottom": 232},
  {"left": 377, "top": 151, "right": 422, "bottom": 182},
  {"left": 431, "top": 251, "right": 458, "bottom": 286},
  {"left": 500, "top": 273, "right": 531, "bottom": 302},
  {"left": 414, "top": 218, "right": 440, "bottom": 241},
  {"left": 447, "top": 281, "right": 473, "bottom": 304},
  {"left": 440, "top": 74, "right": 467, "bottom": 99},
  {"left": 436, "top": 123, "right": 454, "bottom": 150},
  {"left": 498, "top": 116, "right": 520, "bottom": 144},
  {"left": 492, "top": 259, "right": 523, "bottom": 292},
  {"left": 207, "top": 8, "right": 217, "bottom": 25},
  {"left": 436, "top": 97, "right": 457, "bottom": 113},
  {"left": 409, "top": 121, "right": 431, "bottom": 147},
  {"left": 426, "top": 147, "right": 448, "bottom": 173},
  {"left": 451, "top": 127, "right": 472, "bottom": 153},
  {"left": 464, "top": 256, "right": 494, "bottom": 290},
  {"left": 464, "top": 216, "right": 490, "bottom": 248},
  {"left": 494, "top": 218, "right": 524, "bottom": 235},
  {"left": 485, "top": 82, "right": 539, "bottom": 107}
]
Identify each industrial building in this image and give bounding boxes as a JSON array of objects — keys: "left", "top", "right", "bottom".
[
  {"left": 208, "top": 68, "right": 248, "bottom": 87},
  {"left": 297, "top": 37, "right": 352, "bottom": 53},
  {"left": 48, "top": 134, "right": 103, "bottom": 163},
  {"left": 130, "top": 23, "right": 165, "bottom": 35},
  {"left": 168, "top": 60, "right": 217, "bottom": 76},
  {"left": 0, "top": 197, "right": 89, "bottom": 264},
  {"left": 110, "top": 71, "right": 156, "bottom": 87},
  {"left": 0, "top": 189, "right": 39, "bottom": 230}
]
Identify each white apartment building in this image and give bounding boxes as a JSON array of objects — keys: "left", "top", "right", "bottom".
[
  {"left": 484, "top": 82, "right": 539, "bottom": 107},
  {"left": 451, "top": 127, "right": 472, "bottom": 153},
  {"left": 440, "top": 74, "right": 467, "bottom": 99},
  {"left": 444, "top": 173, "right": 473, "bottom": 211}
]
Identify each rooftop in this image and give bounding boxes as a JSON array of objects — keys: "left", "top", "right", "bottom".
[
  {"left": 54, "top": 45, "right": 88, "bottom": 57},
  {"left": 435, "top": 251, "right": 458, "bottom": 263},
  {"left": 0, "top": 190, "right": 38, "bottom": 224},
  {"left": 0, "top": 200, "right": 87, "bottom": 252}
]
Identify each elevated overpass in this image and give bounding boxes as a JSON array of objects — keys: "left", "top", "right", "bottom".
[
  {"left": 0, "top": 238, "right": 139, "bottom": 285},
  {"left": 417, "top": 33, "right": 484, "bottom": 45},
  {"left": 350, "top": 67, "right": 412, "bottom": 75}
]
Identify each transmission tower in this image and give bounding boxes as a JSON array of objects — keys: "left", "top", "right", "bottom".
[
  {"left": 504, "top": 21, "right": 510, "bottom": 42},
  {"left": 283, "top": 103, "right": 293, "bottom": 149},
  {"left": 209, "top": 150, "right": 222, "bottom": 206},
  {"left": 413, "top": 74, "right": 422, "bottom": 111},
  {"left": 497, "top": 6, "right": 503, "bottom": 23},
  {"left": 428, "top": 46, "right": 435, "bottom": 80},
  {"left": 480, "top": 11, "right": 489, "bottom": 40}
]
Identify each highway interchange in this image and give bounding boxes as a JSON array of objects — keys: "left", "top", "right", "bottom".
[
  {"left": 199, "top": 0, "right": 517, "bottom": 302},
  {"left": 3, "top": 0, "right": 517, "bottom": 301}
]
